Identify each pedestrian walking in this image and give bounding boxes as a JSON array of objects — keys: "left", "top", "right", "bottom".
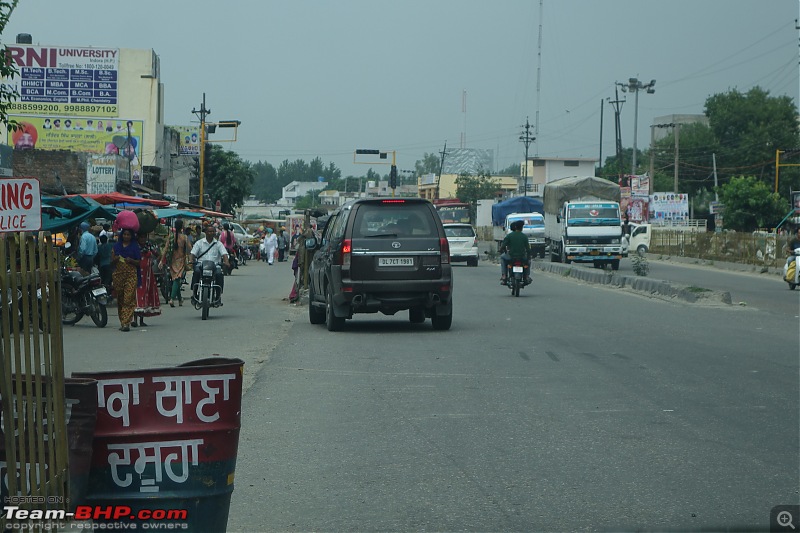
[
  {"left": 263, "top": 227, "right": 278, "bottom": 265},
  {"left": 276, "top": 227, "right": 288, "bottom": 262},
  {"left": 160, "top": 219, "right": 190, "bottom": 307},
  {"left": 133, "top": 233, "right": 161, "bottom": 327},
  {"left": 111, "top": 229, "right": 140, "bottom": 332}
]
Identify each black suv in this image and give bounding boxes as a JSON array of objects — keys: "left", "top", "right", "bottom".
[{"left": 308, "top": 197, "right": 453, "bottom": 331}]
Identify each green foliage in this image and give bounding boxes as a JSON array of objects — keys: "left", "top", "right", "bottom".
[
  {"left": 250, "top": 160, "right": 279, "bottom": 202},
  {"left": 455, "top": 171, "right": 500, "bottom": 220},
  {"left": 705, "top": 87, "right": 800, "bottom": 197},
  {"left": 0, "top": 1, "right": 20, "bottom": 131},
  {"left": 717, "top": 175, "right": 787, "bottom": 231},
  {"left": 204, "top": 144, "right": 255, "bottom": 213},
  {"left": 250, "top": 157, "right": 342, "bottom": 203},
  {"left": 497, "top": 162, "right": 520, "bottom": 176},
  {"left": 650, "top": 122, "right": 719, "bottom": 198},
  {"left": 631, "top": 254, "right": 649, "bottom": 276},
  {"left": 415, "top": 152, "right": 441, "bottom": 176}
]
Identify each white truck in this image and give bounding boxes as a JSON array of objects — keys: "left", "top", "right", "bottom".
[
  {"left": 493, "top": 212, "right": 546, "bottom": 258},
  {"left": 543, "top": 176, "right": 624, "bottom": 270}
]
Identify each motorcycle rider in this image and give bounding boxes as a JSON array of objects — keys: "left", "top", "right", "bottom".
[
  {"left": 219, "top": 222, "right": 238, "bottom": 270},
  {"left": 499, "top": 220, "right": 532, "bottom": 285},
  {"left": 189, "top": 224, "right": 231, "bottom": 304}
]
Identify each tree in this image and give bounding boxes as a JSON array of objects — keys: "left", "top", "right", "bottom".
[
  {"left": 415, "top": 153, "right": 440, "bottom": 176},
  {"left": 717, "top": 175, "right": 787, "bottom": 231},
  {"left": 0, "top": 1, "right": 20, "bottom": 131},
  {"left": 649, "top": 122, "right": 719, "bottom": 197},
  {"left": 250, "top": 160, "right": 279, "bottom": 202},
  {"left": 705, "top": 87, "right": 799, "bottom": 196},
  {"left": 204, "top": 144, "right": 255, "bottom": 213},
  {"left": 455, "top": 171, "right": 500, "bottom": 220},
  {"left": 497, "top": 163, "right": 520, "bottom": 176}
]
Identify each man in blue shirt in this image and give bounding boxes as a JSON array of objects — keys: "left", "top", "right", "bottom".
[{"left": 77, "top": 221, "right": 98, "bottom": 275}]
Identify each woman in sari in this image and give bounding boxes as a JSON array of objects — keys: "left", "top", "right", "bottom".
[
  {"left": 133, "top": 232, "right": 162, "bottom": 327},
  {"left": 111, "top": 228, "right": 140, "bottom": 332},
  {"left": 159, "top": 219, "right": 190, "bottom": 307}
]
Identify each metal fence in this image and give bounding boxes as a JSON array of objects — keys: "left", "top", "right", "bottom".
[
  {"left": 650, "top": 230, "right": 788, "bottom": 268},
  {"left": 0, "top": 232, "right": 69, "bottom": 530}
]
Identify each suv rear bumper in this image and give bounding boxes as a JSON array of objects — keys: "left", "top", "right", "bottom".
[{"left": 333, "top": 277, "right": 452, "bottom": 314}]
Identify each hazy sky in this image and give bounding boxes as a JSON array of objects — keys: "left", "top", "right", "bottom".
[{"left": 4, "top": 0, "right": 798, "bottom": 177}]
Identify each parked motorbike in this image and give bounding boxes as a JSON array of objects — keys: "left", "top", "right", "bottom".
[
  {"left": 504, "top": 258, "right": 532, "bottom": 297},
  {"left": 192, "top": 260, "right": 222, "bottom": 320},
  {"left": 783, "top": 248, "right": 800, "bottom": 290},
  {"left": 61, "top": 265, "right": 108, "bottom": 327}
]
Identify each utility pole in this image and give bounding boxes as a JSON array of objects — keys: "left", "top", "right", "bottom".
[
  {"left": 608, "top": 86, "right": 625, "bottom": 176},
  {"left": 673, "top": 122, "right": 680, "bottom": 193},
  {"left": 191, "top": 93, "right": 210, "bottom": 207},
  {"left": 619, "top": 77, "right": 656, "bottom": 175},
  {"left": 519, "top": 117, "right": 535, "bottom": 196},
  {"left": 598, "top": 99, "right": 604, "bottom": 175},
  {"left": 436, "top": 142, "right": 448, "bottom": 200}
]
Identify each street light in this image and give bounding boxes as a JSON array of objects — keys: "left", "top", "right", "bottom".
[{"left": 618, "top": 77, "right": 655, "bottom": 176}]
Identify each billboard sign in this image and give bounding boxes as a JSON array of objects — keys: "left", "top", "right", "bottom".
[
  {"left": 0, "top": 144, "right": 12, "bottom": 177},
  {"left": 5, "top": 45, "right": 120, "bottom": 117},
  {"left": 0, "top": 178, "right": 41, "bottom": 232},
  {"left": 8, "top": 116, "right": 144, "bottom": 184},
  {"left": 650, "top": 192, "right": 689, "bottom": 224},
  {"left": 174, "top": 126, "right": 199, "bottom": 155}
]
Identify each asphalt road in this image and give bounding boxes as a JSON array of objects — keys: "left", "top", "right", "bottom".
[{"left": 176, "top": 259, "right": 800, "bottom": 533}]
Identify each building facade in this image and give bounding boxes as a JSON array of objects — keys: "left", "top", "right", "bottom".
[
  {"left": 3, "top": 35, "right": 166, "bottom": 192},
  {"left": 520, "top": 157, "right": 599, "bottom": 195}
]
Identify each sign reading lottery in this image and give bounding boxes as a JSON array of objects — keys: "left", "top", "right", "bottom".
[{"left": 5, "top": 45, "right": 120, "bottom": 117}]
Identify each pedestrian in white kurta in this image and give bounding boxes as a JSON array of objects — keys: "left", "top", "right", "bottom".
[{"left": 262, "top": 228, "right": 278, "bottom": 265}]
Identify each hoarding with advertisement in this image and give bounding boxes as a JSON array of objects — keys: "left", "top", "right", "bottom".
[
  {"left": 8, "top": 116, "right": 144, "bottom": 184},
  {"left": 87, "top": 154, "right": 129, "bottom": 195},
  {"left": 5, "top": 45, "right": 119, "bottom": 117},
  {"left": 174, "top": 126, "right": 199, "bottom": 155},
  {"left": 650, "top": 192, "right": 689, "bottom": 225}
]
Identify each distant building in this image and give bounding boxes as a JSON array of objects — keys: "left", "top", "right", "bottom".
[
  {"left": 280, "top": 181, "right": 327, "bottom": 206},
  {"left": 521, "top": 157, "right": 599, "bottom": 195},
  {"left": 417, "top": 173, "right": 517, "bottom": 201}
]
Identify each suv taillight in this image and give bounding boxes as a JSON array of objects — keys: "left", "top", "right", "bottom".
[
  {"left": 340, "top": 239, "right": 351, "bottom": 268},
  {"left": 439, "top": 237, "right": 450, "bottom": 264}
]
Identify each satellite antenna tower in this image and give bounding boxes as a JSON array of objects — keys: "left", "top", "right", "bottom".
[{"left": 534, "top": 0, "right": 543, "bottom": 157}]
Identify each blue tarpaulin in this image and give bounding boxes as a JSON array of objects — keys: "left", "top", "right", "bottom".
[{"left": 491, "top": 196, "right": 544, "bottom": 226}]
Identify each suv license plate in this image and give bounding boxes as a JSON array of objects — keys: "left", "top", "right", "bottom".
[{"left": 378, "top": 257, "right": 413, "bottom": 267}]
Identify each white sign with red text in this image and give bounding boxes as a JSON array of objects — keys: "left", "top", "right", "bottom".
[{"left": 0, "top": 178, "right": 41, "bottom": 232}]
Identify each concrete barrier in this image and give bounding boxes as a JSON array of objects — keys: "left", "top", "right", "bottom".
[{"left": 533, "top": 261, "right": 732, "bottom": 305}]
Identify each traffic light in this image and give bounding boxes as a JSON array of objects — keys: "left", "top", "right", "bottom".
[{"left": 389, "top": 165, "right": 398, "bottom": 189}]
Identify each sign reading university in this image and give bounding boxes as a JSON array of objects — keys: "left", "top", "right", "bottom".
[{"left": 5, "top": 45, "right": 120, "bottom": 118}]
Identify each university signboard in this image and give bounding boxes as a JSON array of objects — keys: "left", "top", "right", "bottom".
[{"left": 5, "top": 45, "right": 120, "bottom": 118}]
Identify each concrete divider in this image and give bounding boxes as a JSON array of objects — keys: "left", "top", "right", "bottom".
[{"left": 533, "top": 261, "right": 732, "bottom": 305}]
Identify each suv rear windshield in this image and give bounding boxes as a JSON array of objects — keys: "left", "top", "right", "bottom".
[
  {"left": 352, "top": 203, "right": 436, "bottom": 238},
  {"left": 444, "top": 226, "right": 475, "bottom": 238}
]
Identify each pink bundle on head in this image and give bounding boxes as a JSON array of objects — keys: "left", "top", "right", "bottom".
[{"left": 114, "top": 210, "right": 140, "bottom": 233}]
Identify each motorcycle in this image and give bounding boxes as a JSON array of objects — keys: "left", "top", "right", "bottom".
[
  {"left": 235, "top": 243, "right": 248, "bottom": 266},
  {"left": 61, "top": 265, "right": 108, "bottom": 327},
  {"left": 504, "top": 258, "right": 532, "bottom": 297},
  {"left": 223, "top": 248, "right": 239, "bottom": 275},
  {"left": 192, "top": 260, "right": 222, "bottom": 320},
  {"left": 783, "top": 248, "right": 800, "bottom": 290}
]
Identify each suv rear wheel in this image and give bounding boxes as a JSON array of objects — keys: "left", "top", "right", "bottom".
[{"left": 325, "top": 287, "right": 345, "bottom": 331}]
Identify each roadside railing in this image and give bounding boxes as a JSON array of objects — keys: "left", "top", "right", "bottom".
[{"left": 650, "top": 230, "right": 788, "bottom": 269}]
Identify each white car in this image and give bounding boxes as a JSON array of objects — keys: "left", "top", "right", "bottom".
[
  {"left": 230, "top": 222, "right": 252, "bottom": 244},
  {"left": 443, "top": 223, "right": 478, "bottom": 267}
]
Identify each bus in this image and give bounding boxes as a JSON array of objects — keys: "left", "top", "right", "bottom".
[{"left": 434, "top": 200, "right": 472, "bottom": 225}]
